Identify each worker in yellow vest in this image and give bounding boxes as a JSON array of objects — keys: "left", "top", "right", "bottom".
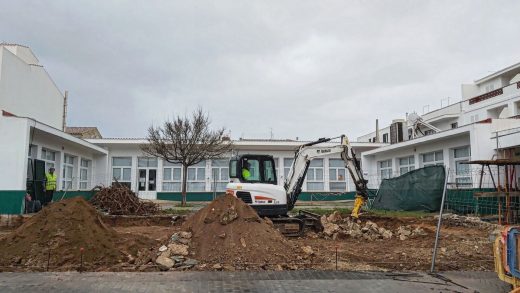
[{"left": 44, "top": 167, "right": 57, "bottom": 206}]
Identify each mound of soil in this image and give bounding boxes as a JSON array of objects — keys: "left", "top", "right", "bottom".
[
  {"left": 0, "top": 197, "right": 124, "bottom": 270},
  {"left": 182, "top": 194, "right": 297, "bottom": 266}
]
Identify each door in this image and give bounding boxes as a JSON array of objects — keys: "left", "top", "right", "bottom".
[{"left": 137, "top": 168, "right": 157, "bottom": 199}]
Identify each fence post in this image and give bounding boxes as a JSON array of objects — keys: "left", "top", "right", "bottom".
[{"left": 430, "top": 168, "right": 449, "bottom": 273}]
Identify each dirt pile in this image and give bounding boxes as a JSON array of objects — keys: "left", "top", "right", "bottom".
[
  {"left": 320, "top": 211, "right": 425, "bottom": 241},
  {"left": 0, "top": 197, "right": 124, "bottom": 270},
  {"left": 91, "top": 185, "right": 159, "bottom": 215},
  {"left": 174, "top": 194, "right": 298, "bottom": 268}
]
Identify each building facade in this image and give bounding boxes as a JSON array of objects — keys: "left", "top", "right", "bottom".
[{"left": 358, "top": 63, "right": 520, "bottom": 188}]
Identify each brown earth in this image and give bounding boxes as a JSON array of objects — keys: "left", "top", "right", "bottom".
[
  {"left": 0, "top": 197, "right": 496, "bottom": 272},
  {"left": 0, "top": 197, "right": 158, "bottom": 271},
  {"left": 181, "top": 194, "right": 308, "bottom": 268}
]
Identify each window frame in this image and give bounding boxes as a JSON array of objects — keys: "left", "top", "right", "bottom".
[
  {"left": 306, "top": 158, "right": 324, "bottom": 191},
  {"left": 79, "top": 158, "right": 91, "bottom": 190},
  {"left": 453, "top": 146, "right": 472, "bottom": 187},
  {"left": 398, "top": 155, "right": 415, "bottom": 175},
  {"left": 62, "top": 154, "right": 75, "bottom": 190},
  {"left": 211, "top": 159, "right": 229, "bottom": 192},
  {"left": 329, "top": 158, "right": 347, "bottom": 192},
  {"left": 378, "top": 159, "right": 393, "bottom": 179},
  {"left": 421, "top": 150, "right": 444, "bottom": 167},
  {"left": 112, "top": 156, "right": 132, "bottom": 188}
]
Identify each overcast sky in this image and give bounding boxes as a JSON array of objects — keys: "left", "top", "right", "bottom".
[{"left": 1, "top": 1, "right": 520, "bottom": 140}]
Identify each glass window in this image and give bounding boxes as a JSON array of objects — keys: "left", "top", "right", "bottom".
[
  {"left": 398, "top": 156, "right": 415, "bottom": 175},
  {"left": 284, "top": 158, "right": 294, "bottom": 179},
  {"left": 162, "top": 160, "right": 183, "bottom": 191},
  {"left": 421, "top": 151, "right": 444, "bottom": 167},
  {"left": 453, "top": 146, "right": 471, "bottom": 187},
  {"left": 263, "top": 159, "right": 276, "bottom": 183},
  {"left": 138, "top": 157, "right": 158, "bottom": 168},
  {"left": 307, "top": 159, "right": 324, "bottom": 191},
  {"left": 243, "top": 159, "right": 261, "bottom": 181},
  {"left": 378, "top": 159, "right": 392, "bottom": 179},
  {"left": 329, "top": 158, "right": 347, "bottom": 191},
  {"left": 113, "top": 157, "right": 132, "bottom": 166},
  {"left": 230, "top": 160, "right": 237, "bottom": 177},
  {"left": 79, "top": 158, "right": 91, "bottom": 190}
]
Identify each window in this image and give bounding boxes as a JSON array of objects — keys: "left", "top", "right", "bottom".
[
  {"left": 262, "top": 159, "right": 277, "bottom": 184},
  {"left": 79, "top": 159, "right": 91, "bottom": 190},
  {"left": 424, "top": 130, "right": 434, "bottom": 136},
  {"left": 454, "top": 146, "right": 471, "bottom": 187},
  {"left": 399, "top": 156, "right": 415, "bottom": 175},
  {"left": 329, "top": 159, "right": 347, "bottom": 191},
  {"left": 211, "top": 159, "right": 229, "bottom": 192},
  {"left": 382, "top": 133, "right": 388, "bottom": 143},
  {"left": 242, "top": 159, "right": 261, "bottom": 181},
  {"left": 378, "top": 159, "right": 392, "bottom": 179},
  {"left": 41, "top": 148, "right": 56, "bottom": 171},
  {"left": 284, "top": 158, "right": 294, "bottom": 179},
  {"left": 188, "top": 161, "right": 206, "bottom": 191},
  {"left": 62, "top": 154, "right": 75, "bottom": 190},
  {"left": 230, "top": 160, "right": 237, "bottom": 178},
  {"left": 421, "top": 150, "right": 444, "bottom": 167},
  {"left": 306, "top": 159, "right": 324, "bottom": 191},
  {"left": 451, "top": 122, "right": 458, "bottom": 129},
  {"left": 138, "top": 157, "right": 158, "bottom": 168},
  {"left": 163, "top": 161, "right": 182, "bottom": 192},
  {"left": 112, "top": 157, "right": 132, "bottom": 188}
]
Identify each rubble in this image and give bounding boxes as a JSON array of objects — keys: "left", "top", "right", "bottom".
[
  {"left": 319, "top": 214, "right": 424, "bottom": 241},
  {"left": 91, "top": 185, "right": 159, "bottom": 215}
]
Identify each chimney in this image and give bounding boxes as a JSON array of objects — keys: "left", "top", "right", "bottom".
[
  {"left": 375, "top": 119, "right": 380, "bottom": 143},
  {"left": 62, "top": 90, "right": 68, "bottom": 131}
]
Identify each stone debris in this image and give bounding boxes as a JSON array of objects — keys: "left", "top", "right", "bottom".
[
  {"left": 396, "top": 225, "right": 426, "bottom": 241},
  {"left": 154, "top": 231, "right": 194, "bottom": 270},
  {"left": 319, "top": 213, "right": 430, "bottom": 241},
  {"left": 435, "top": 213, "right": 496, "bottom": 229},
  {"left": 301, "top": 246, "right": 314, "bottom": 256}
]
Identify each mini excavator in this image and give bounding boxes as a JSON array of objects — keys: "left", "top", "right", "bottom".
[{"left": 226, "top": 135, "right": 369, "bottom": 236}]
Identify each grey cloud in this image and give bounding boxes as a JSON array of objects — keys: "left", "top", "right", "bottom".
[{"left": 1, "top": 0, "right": 519, "bottom": 139}]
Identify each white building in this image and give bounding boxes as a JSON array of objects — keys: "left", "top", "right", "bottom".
[
  {"left": 0, "top": 44, "right": 382, "bottom": 214},
  {"left": 2, "top": 43, "right": 519, "bottom": 214},
  {"left": 358, "top": 63, "right": 520, "bottom": 188}
]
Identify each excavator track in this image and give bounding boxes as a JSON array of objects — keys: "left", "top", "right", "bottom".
[{"left": 270, "top": 210, "right": 323, "bottom": 237}]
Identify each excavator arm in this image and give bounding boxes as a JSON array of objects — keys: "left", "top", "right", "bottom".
[{"left": 284, "top": 135, "right": 369, "bottom": 218}]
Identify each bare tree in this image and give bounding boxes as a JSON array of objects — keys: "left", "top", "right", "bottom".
[{"left": 141, "top": 108, "right": 232, "bottom": 206}]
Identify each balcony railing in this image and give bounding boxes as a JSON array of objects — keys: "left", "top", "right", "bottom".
[{"left": 469, "top": 81, "right": 520, "bottom": 105}]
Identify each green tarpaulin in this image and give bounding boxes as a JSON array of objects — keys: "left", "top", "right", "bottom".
[{"left": 372, "top": 165, "right": 445, "bottom": 211}]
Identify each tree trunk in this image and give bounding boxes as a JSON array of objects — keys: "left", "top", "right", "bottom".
[{"left": 181, "top": 164, "right": 188, "bottom": 207}]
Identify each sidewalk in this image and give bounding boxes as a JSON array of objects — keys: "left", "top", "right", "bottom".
[{"left": 0, "top": 270, "right": 509, "bottom": 293}]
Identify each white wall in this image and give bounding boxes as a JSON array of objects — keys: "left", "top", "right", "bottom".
[
  {"left": 0, "top": 47, "right": 64, "bottom": 129},
  {"left": 0, "top": 116, "right": 30, "bottom": 190},
  {"left": 30, "top": 129, "right": 107, "bottom": 191}
]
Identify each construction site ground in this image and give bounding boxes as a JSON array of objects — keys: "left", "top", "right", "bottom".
[{"left": 0, "top": 200, "right": 495, "bottom": 273}]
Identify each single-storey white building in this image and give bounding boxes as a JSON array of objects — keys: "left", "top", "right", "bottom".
[{"left": 0, "top": 43, "right": 383, "bottom": 214}]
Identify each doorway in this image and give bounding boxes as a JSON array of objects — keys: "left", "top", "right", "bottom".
[{"left": 137, "top": 157, "right": 158, "bottom": 199}]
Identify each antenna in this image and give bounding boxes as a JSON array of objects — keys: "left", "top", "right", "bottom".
[{"left": 269, "top": 127, "right": 274, "bottom": 139}]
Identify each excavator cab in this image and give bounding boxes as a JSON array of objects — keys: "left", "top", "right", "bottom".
[{"left": 229, "top": 155, "right": 277, "bottom": 185}]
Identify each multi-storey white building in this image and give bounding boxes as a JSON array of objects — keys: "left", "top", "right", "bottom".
[{"left": 358, "top": 63, "right": 520, "bottom": 188}]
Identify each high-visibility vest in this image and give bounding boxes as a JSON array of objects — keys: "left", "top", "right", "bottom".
[
  {"left": 242, "top": 169, "right": 251, "bottom": 179},
  {"left": 45, "top": 173, "right": 57, "bottom": 191}
]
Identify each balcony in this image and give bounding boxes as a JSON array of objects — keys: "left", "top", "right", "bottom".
[{"left": 468, "top": 81, "right": 520, "bottom": 105}]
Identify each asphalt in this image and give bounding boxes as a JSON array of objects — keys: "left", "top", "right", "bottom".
[{"left": 0, "top": 270, "right": 510, "bottom": 293}]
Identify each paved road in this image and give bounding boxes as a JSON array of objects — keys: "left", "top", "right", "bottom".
[{"left": 0, "top": 270, "right": 509, "bottom": 292}]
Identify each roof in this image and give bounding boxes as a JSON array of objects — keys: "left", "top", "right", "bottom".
[
  {"left": 0, "top": 42, "right": 29, "bottom": 48},
  {"left": 474, "top": 61, "right": 520, "bottom": 85},
  {"left": 65, "top": 127, "right": 102, "bottom": 139}
]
